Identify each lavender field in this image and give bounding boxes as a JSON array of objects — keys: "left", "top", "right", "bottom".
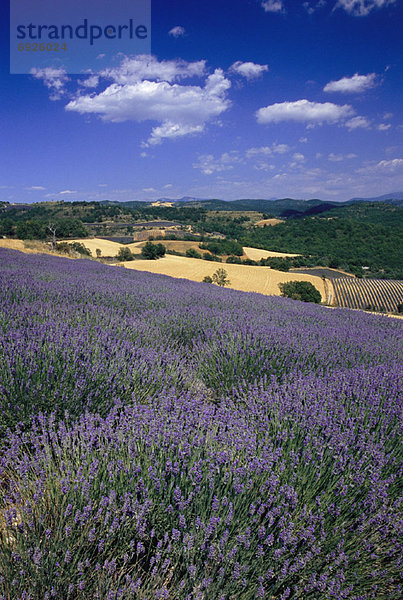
[{"left": 0, "top": 248, "right": 402, "bottom": 600}]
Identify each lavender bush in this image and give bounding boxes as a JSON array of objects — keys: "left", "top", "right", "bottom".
[{"left": 0, "top": 249, "right": 401, "bottom": 599}]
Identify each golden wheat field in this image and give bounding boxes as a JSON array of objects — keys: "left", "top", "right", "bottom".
[
  {"left": 135, "top": 240, "right": 210, "bottom": 254},
  {"left": 0, "top": 239, "right": 59, "bottom": 256},
  {"left": 64, "top": 238, "right": 137, "bottom": 256},
  {"left": 243, "top": 246, "right": 300, "bottom": 260},
  {"left": 254, "top": 218, "right": 283, "bottom": 227},
  {"left": 118, "top": 254, "right": 326, "bottom": 300}
]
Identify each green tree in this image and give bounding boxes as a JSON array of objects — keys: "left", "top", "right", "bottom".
[
  {"left": 186, "top": 248, "right": 202, "bottom": 259},
  {"left": 212, "top": 268, "right": 231, "bottom": 287},
  {"left": 70, "top": 242, "right": 91, "bottom": 256},
  {"left": 116, "top": 247, "right": 134, "bottom": 261},
  {"left": 141, "top": 242, "right": 166, "bottom": 260},
  {"left": 279, "top": 281, "right": 321, "bottom": 303},
  {"left": 203, "top": 275, "right": 213, "bottom": 283},
  {"left": 96, "top": 248, "right": 102, "bottom": 258}
]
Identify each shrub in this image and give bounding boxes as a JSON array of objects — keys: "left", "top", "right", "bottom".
[
  {"left": 116, "top": 247, "right": 134, "bottom": 261},
  {"left": 199, "top": 240, "right": 243, "bottom": 256},
  {"left": 279, "top": 280, "right": 322, "bottom": 303},
  {"left": 202, "top": 275, "right": 213, "bottom": 283},
  {"left": 203, "top": 253, "right": 222, "bottom": 262},
  {"left": 212, "top": 268, "right": 230, "bottom": 287},
  {"left": 226, "top": 255, "right": 242, "bottom": 264},
  {"left": 186, "top": 248, "right": 202, "bottom": 259},
  {"left": 70, "top": 242, "right": 91, "bottom": 256},
  {"left": 142, "top": 242, "right": 166, "bottom": 260},
  {"left": 56, "top": 241, "right": 72, "bottom": 255}
]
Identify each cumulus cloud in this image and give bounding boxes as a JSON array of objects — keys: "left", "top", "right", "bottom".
[
  {"left": 293, "top": 152, "right": 305, "bottom": 162},
  {"left": 79, "top": 75, "right": 99, "bottom": 89},
  {"left": 376, "top": 158, "right": 403, "bottom": 170},
  {"left": 334, "top": 0, "right": 397, "bottom": 16},
  {"left": 66, "top": 57, "right": 231, "bottom": 145},
  {"left": 229, "top": 61, "right": 269, "bottom": 79},
  {"left": 101, "top": 55, "right": 206, "bottom": 84},
  {"left": 25, "top": 186, "right": 46, "bottom": 191},
  {"left": 193, "top": 151, "right": 241, "bottom": 175},
  {"left": 378, "top": 123, "right": 392, "bottom": 131},
  {"left": 168, "top": 26, "right": 186, "bottom": 38},
  {"left": 303, "top": 1, "right": 327, "bottom": 14},
  {"left": 328, "top": 152, "right": 357, "bottom": 161},
  {"left": 261, "top": 0, "right": 284, "bottom": 12},
  {"left": 246, "top": 143, "right": 290, "bottom": 158},
  {"left": 256, "top": 99, "right": 354, "bottom": 125},
  {"left": 324, "top": 73, "right": 377, "bottom": 93},
  {"left": 345, "top": 116, "right": 371, "bottom": 130},
  {"left": 30, "top": 67, "right": 69, "bottom": 100}
]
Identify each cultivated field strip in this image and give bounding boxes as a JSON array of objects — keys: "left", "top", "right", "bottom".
[{"left": 332, "top": 277, "right": 403, "bottom": 312}]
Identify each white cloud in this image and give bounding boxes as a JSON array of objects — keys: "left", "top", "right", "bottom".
[
  {"left": 324, "top": 73, "right": 377, "bottom": 93},
  {"left": 376, "top": 158, "right": 403, "bottom": 171},
  {"left": 272, "top": 143, "right": 290, "bottom": 154},
  {"left": 229, "top": 61, "right": 269, "bottom": 79},
  {"left": 345, "top": 116, "right": 371, "bottom": 130},
  {"left": 193, "top": 151, "right": 241, "bottom": 175},
  {"left": 59, "top": 190, "right": 77, "bottom": 195},
  {"left": 101, "top": 55, "right": 206, "bottom": 85},
  {"left": 169, "top": 26, "right": 186, "bottom": 38},
  {"left": 328, "top": 152, "right": 357, "bottom": 161},
  {"left": 299, "top": 137, "right": 308, "bottom": 143},
  {"left": 246, "top": 143, "right": 290, "bottom": 158},
  {"left": 378, "top": 123, "right": 392, "bottom": 131},
  {"left": 293, "top": 152, "right": 305, "bottom": 161},
  {"left": 303, "top": 1, "right": 327, "bottom": 14},
  {"left": 25, "top": 186, "right": 46, "bottom": 191},
  {"left": 254, "top": 162, "right": 276, "bottom": 171},
  {"left": 79, "top": 75, "right": 99, "bottom": 88},
  {"left": 261, "top": 0, "right": 284, "bottom": 12},
  {"left": 66, "top": 59, "right": 231, "bottom": 145},
  {"left": 256, "top": 99, "right": 354, "bottom": 125},
  {"left": 335, "top": 0, "right": 397, "bottom": 16},
  {"left": 30, "top": 67, "right": 69, "bottom": 100}
]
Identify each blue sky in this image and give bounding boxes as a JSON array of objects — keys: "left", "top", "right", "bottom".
[{"left": 1, "top": 0, "right": 402, "bottom": 203}]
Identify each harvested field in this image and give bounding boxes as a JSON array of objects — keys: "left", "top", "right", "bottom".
[
  {"left": 255, "top": 218, "right": 283, "bottom": 227},
  {"left": 243, "top": 246, "right": 300, "bottom": 260},
  {"left": 65, "top": 238, "right": 143, "bottom": 257},
  {"left": 0, "top": 239, "right": 58, "bottom": 256},
  {"left": 0, "top": 239, "right": 26, "bottom": 251},
  {"left": 119, "top": 253, "right": 325, "bottom": 299},
  {"left": 333, "top": 278, "right": 403, "bottom": 313},
  {"left": 290, "top": 267, "right": 355, "bottom": 279},
  {"left": 132, "top": 229, "right": 167, "bottom": 241},
  {"left": 135, "top": 240, "right": 208, "bottom": 255}
]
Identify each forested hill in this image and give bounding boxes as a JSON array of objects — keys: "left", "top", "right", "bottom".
[{"left": 240, "top": 203, "right": 403, "bottom": 279}]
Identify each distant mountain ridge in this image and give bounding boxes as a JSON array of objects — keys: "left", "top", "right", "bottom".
[
  {"left": 101, "top": 193, "right": 403, "bottom": 216},
  {"left": 348, "top": 192, "right": 403, "bottom": 203}
]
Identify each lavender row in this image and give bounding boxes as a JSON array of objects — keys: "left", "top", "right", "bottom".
[{"left": 0, "top": 249, "right": 402, "bottom": 599}]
